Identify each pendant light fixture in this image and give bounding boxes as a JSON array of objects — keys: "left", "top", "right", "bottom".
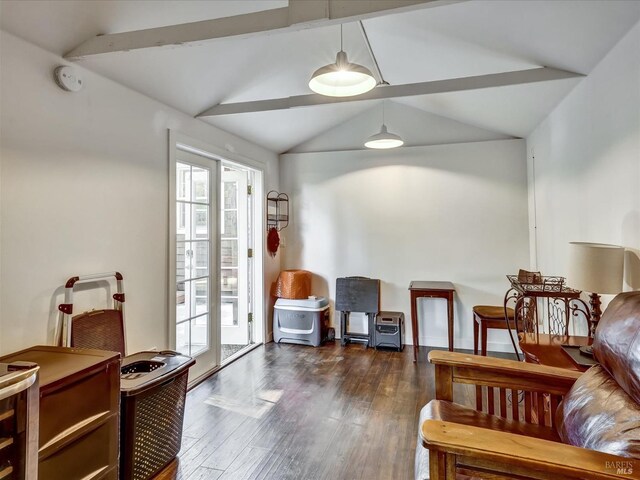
[
  {"left": 309, "top": 25, "right": 377, "bottom": 97},
  {"left": 364, "top": 102, "right": 404, "bottom": 149}
]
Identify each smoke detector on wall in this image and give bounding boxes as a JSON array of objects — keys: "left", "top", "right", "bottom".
[{"left": 54, "top": 66, "right": 83, "bottom": 92}]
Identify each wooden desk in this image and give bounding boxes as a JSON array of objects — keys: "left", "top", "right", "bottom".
[
  {"left": 518, "top": 333, "right": 591, "bottom": 372},
  {"left": 409, "top": 281, "right": 455, "bottom": 361}
]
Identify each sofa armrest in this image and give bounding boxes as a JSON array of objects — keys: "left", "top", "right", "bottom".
[
  {"left": 429, "top": 351, "right": 581, "bottom": 400},
  {"left": 421, "top": 420, "right": 638, "bottom": 480}
]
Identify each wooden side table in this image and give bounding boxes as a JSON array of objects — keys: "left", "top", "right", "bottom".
[
  {"left": 409, "top": 281, "right": 456, "bottom": 361},
  {"left": 518, "top": 333, "right": 591, "bottom": 372},
  {"left": 473, "top": 305, "right": 516, "bottom": 356}
]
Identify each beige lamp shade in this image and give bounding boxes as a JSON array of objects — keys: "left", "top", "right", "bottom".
[{"left": 567, "top": 242, "right": 624, "bottom": 294}]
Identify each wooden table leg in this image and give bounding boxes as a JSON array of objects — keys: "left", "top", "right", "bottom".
[
  {"left": 481, "top": 323, "right": 488, "bottom": 356},
  {"left": 447, "top": 293, "right": 454, "bottom": 352},
  {"left": 411, "top": 292, "right": 419, "bottom": 362},
  {"left": 473, "top": 315, "right": 479, "bottom": 355}
]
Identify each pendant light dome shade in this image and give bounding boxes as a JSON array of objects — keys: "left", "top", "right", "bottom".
[
  {"left": 309, "top": 50, "right": 377, "bottom": 97},
  {"left": 364, "top": 124, "right": 404, "bottom": 149}
]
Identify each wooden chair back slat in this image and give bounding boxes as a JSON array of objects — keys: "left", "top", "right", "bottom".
[
  {"left": 487, "top": 387, "right": 495, "bottom": 415},
  {"left": 498, "top": 388, "right": 507, "bottom": 418},
  {"left": 511, "top": 389, "right": 520, "bottom": 421},
  {"left": 524, "top": 392, "right": 532, "bottom": 423}
]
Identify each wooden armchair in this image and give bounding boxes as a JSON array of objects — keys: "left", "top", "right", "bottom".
[
  {"left": 420, "top": 352, "right": 635, "bottom": 479},
  {"left": 417, "top": 292, "right": 640, "bottom": 480}
]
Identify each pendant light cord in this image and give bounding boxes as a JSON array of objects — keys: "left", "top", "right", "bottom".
[
  {"left": 382, "top": 101, "right": 385, "bottom": 125},
  {"left": 340, "top": 24, "right": 343, "bottom": 51}
]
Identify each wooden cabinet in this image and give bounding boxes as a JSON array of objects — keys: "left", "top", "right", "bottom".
[
  {"left": 0, "top": 363, "right": 39, "bottom": 480},
  {"left": 0, "top": 346, "right": 120, "bottom": 480}
]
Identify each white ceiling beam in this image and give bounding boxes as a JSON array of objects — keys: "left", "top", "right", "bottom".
[
  {"left": 197, "top": 67, "right": 583, "bottom": 117},
  {"left": 64, "top": 0, "right": 462, "bottom": 60}
]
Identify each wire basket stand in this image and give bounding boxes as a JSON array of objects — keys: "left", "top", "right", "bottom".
[{"left": 503, "top": 273, "right": 591, "bottom": 361}]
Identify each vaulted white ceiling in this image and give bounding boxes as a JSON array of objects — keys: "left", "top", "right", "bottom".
[
  {"left": 289, "top": 101, "right": 514, "bottom": 153},
  {"left": 2, "top": 0, "right": 639, "bottom": 153}
]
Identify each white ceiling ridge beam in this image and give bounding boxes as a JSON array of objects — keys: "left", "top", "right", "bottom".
[
  {"left": 64, "top": 0, "right": 463, "bottom": 61},
  {"left": 284, "top": 137, "right": 524, "bottom": 155},
  {"left": 284, "top": 101, "right": 515, "bottom": 154},
  {"left": 197, "top": 67, "right": 584, "bottom": 117}
]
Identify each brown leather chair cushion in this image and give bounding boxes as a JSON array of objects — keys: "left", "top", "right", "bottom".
[
  {"left": 592, "top": 291, "right": 640, "bottom": 404},
  {"left": 556, "top": 365, "right": 640, "bottom": 459},
  {"left": 415, "top": 400, "right": 560, "bottom": 479},
  {"left": 473, "top": 306, "right": 515, "bottom": 319}
]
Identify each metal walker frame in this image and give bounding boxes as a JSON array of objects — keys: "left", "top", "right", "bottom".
[{"left": 57, "top": 271, "right": 126, "bottom": 350}]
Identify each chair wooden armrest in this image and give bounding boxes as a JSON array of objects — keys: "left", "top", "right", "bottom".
[
  {"left": 421, "top": 420, "right": 638, "bottom": 480},
  {"left": 429, "top": 350, "right": 581, "bottom": 400}
]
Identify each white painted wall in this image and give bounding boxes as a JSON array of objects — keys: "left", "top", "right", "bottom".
[
  {"left": 527, "top": 21, "right": 640, "bottom": 301},
  {"left": 280, "top": 139, "right": 530, "bottom": 351},
  {"left": 0, "top": 31, "right": 280, "bottom": 355}
]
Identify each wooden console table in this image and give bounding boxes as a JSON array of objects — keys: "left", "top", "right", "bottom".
[
  {"left": 409, "top": 281, "right": 456, "bottom": 361},
  {"left": 518, "top": 333, "right": 591, "bottom": 424},
  {"left": 519, "top": 333, "right": 591, "bottom": 372}
]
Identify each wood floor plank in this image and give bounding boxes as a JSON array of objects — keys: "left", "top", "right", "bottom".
[
  {"left": 294, "top": 416, "right": 342, "bottom": 480},
  {"left": 153, "top": 343, "right": 514, "bottom": 480},
  {"left": 178, "top": 414, "right": 250, "bottom": 479},
  {"left": 201, "top": 416, "right": 264, "bottom": 470},
  {"left": 358, "top": 410, "right": 392, "bottom": 480},
  {"left": 313, "top": 420, "right": 366, "bottom": 480},
  {"left": 186, "top": 466, "right": 224, "bottom": 480},
  {"left": 217, "top": 446, "right": 270, "bottom": 480}
]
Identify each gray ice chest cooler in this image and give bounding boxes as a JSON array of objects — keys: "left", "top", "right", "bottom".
[{"left": 273, "top": 296, "right": 330, "bottom": 347}]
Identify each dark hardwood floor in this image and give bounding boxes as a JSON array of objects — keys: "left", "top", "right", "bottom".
[{"left": 154, "top": 341, "right": 476, "bottom": 480}]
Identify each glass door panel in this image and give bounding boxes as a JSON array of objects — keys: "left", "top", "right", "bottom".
[
  {"left": 221, "top": 168, "right": 250, "bottom": 361},
  {"left": 173, "top": 152, "right": 218, "bottom": 379}
]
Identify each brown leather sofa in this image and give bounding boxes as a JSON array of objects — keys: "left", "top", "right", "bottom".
[{"left": 415, "top": 291, "right": 640, "bottom": 479}]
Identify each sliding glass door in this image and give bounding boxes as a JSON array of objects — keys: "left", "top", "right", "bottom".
[{"left": 170, "top": 137, "right": 265, "bottom": 381}]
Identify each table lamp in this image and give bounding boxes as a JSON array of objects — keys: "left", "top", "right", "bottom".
[{"left": 567, "top": 242, "right": 624, "bottom": 338}]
